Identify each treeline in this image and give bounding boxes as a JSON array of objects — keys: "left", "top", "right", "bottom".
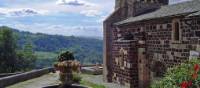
[
  {"left": 0, "top": 26, "right": 35, "bottom": 73},
  {"left": 14, "top": 29, "right": 103, "bottom": 65},
  {"left": 0, "top": 26, "right": 103, "bottom": 70}
]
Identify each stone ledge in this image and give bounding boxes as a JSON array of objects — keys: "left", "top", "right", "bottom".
[
  {"left": 0, "top": 67, "right": 53, "bottom": 87},
  {"left": 0, "top": 72, "right": 22, "bottom": 78}
]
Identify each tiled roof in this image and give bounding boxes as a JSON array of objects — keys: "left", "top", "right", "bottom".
[
  {"left": 115, "top": 0, "right": 200, "bottom": 25},
  {"left": 188, "top": 11, "right": 200, "bottom": 17}
]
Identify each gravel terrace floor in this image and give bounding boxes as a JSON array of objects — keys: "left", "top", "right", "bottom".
[
  {"left": 81, "top": 74, "right": 128, "bottom": 88},
  {"left": 7, "top": 73, "right": 60, "bottom": 88},
  {"left": 7, "top": 73, "right": 127, "bottom": 88}
]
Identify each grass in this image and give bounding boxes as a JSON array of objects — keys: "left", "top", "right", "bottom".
[
  {"left": 34, "top": 51, "right": 58, "bottom": 68},
  {"left": 80, "top": 74, "right": 106, "bottom": 88},
  {"left": 80, "top": 80, "right": 106, "bottom": 88},
  {"left": 35, "top": 51, "right": 58, "bottom": 60}
]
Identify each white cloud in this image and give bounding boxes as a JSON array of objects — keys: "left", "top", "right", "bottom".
[
  {"left": 0, "top": 8, "right": 49, "bottom": 17},
  {"left": 1, "top": 23, "right": 103, "bottom": 37},
  {"left": 0, "top": 0, "right": 112, "bottom": 38},
  {"left": 80, "top": 10, "right": 101, "bottom": 17},
  {"left": 56, "top": 0, "right": 84, "bottom": 6},
  {"left": 1, "top": 0, "right": 112, "bottom": 17},
  {"left": 56, "top": 0, "right": 95, "bottom": 7},
  {"left": 55, "top": 0, "right": 102, "bottom": 17}
]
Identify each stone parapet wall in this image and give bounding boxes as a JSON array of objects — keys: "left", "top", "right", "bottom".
[
  {"left": 0, "top": 72, "right": 22, "bottom": 78},
  {"left": 0, "top": 67, "right": 53, "bottom": 87}
]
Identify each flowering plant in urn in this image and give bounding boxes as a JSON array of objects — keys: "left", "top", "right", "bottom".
[{"left": 54, "top": 51, "right": 81, "bottom": 86}]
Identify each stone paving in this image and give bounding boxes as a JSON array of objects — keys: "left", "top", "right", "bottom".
[
  {"left": 7, "top": 72, "right": 127, "bottom": 88},
  {"left": 81, "top": 74, "right": 128, "bottom": 88},
  {"left": 7, "top": 73, "right": 60, "bottom": 88}
]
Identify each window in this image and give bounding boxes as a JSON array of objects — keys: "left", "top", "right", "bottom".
[
  {"left": 172, "top": 19, "right": 181, "bottom": 42},
  {"left": 174, "top": 22, "right": 180, "bottom": 41}
]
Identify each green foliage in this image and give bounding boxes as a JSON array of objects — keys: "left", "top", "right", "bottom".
[
  {"left": 21, "top": 39, "right": 36, "bottom": 69},
  {"left": 80, "top": 80, "right": 106, "bottom": 88},
  {"left": 0, "top": 26, "right": 103, "bottom": 70},
  {"left": 0, "top": 26, "right": 36, "bottom": 73},
  {"left": 151, "top": 59, "right": 200, "bottom": 88},
  {"left": 13, "top": 27, "right": 103, "bottom": 65},
  {"left": 58, "top": 51, "right": 75, "bottom": 61},
  {"left": 0, "top": 26, "right": 18, "bottom": 73},
  {"left": 72, "top": 73, "right": 82, "bottom": 83},
  {"left": 34, "top": 51, "right": 57, "bottom": 68}
]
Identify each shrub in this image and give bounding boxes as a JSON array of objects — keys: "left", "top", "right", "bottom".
[
  {"left": 151, "top": 59, "right": 200, "bottom": 88},
  {"left": 57, "top": 51, "right": 75, "bottom": 62},
  {"left": 72, "top": 73, "right": 82, "bottom": 83}
]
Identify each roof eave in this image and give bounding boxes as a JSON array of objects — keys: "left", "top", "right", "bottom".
[{"left": 114, "top": 12, "right": 197, "bottom": 26}]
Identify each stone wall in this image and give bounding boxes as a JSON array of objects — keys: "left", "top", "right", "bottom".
[
  {"left": 111, "top": 16, "right": 200, "bottom": 87},
  {"left": 103, "top": 7, "right": 128, "bottom": 82},
  {"left": 104, "top": 0, "right": 199, "bottom": 88},
  {"left": 111, "top": 40, "right": 138, "bottom": 88},
  {"left": 133, "top": 2, "right": 162, "bottom": 16},
  {"left": 0, "top": 67, "right": 53, "bottom": 87},
  {"left": 115, "top": 0, "right": 169, "bottom": 17}
]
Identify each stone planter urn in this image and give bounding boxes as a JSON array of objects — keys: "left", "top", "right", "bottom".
[{"left": 54, "top": 60, "right": 81, "bottom": 88}]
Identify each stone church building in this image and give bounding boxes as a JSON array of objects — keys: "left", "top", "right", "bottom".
[{"left": 103, "top": 0, "right": 200, "bottom": 88}]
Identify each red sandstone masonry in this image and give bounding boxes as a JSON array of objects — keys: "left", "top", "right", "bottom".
[
  {"left": 108, "top": 17, "right": 200, "bottom": 88},
  {"left": 104, "top": 0, "right": 200, "bottom": 88}
]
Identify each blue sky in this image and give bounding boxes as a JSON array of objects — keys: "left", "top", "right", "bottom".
[{"left": 0, "top": 0, "right": 190, "bottom": 38}]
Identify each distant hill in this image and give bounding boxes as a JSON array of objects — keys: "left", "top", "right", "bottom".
[{"left": 9, "top": 28, "right": 103, "bottom": 67}]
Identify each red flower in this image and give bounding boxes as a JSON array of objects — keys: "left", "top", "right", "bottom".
[
  {"left": 194, "top": 64, "right": 200, "bottom": 73},
  {"left": 180, "top": 81, "right": 188, "bottom": 88},
  {"left": 192, "top": 73, "right": 198, "bottom": 79},
  {"left": 188, "top": 81, "right": 192, "bottom": 87}
]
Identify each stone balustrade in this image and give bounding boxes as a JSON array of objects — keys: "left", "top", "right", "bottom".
[{"left": 0, "top": 67, "right": 53, "bottom": 87}]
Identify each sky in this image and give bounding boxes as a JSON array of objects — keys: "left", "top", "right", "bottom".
[{"left": 0, "top": 0, "right": 190, "bottom": 38}]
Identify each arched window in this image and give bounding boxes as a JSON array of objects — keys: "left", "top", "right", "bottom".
[
  {"left": 174, "top": 22, "right": 180, "bottom": 41},
  {"left": 172, "top": 19, "right": 181, "bottom": 42}
]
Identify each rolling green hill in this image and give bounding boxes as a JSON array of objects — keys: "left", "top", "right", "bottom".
[{"left": 11, "top": 28, "right": 103, "bottom": 68}]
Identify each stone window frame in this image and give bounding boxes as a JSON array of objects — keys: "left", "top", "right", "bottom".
[
  {"left": 172, "top": 18, "right": 182, "bottom": 43},
  {"left": 119, "top": 48, "right": 125, "bottom": 67},
  {"left": 118, "top": 48, "right": 128, "bottom": 69}
]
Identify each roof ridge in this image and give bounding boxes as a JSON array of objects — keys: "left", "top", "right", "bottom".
[{"left": 115, "top": 0, "right": 200, "bottom": 25}]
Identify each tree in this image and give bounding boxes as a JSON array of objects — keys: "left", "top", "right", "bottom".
[
  {"left": 17, "top": 37, "right": 36, "bottom": 70},
  {"left": 23, "top": 38, "right": 36, "bottom": 69},
  {"left": 0, "top": 26, "right": 36, "bottom": 73},
  {"left": 0, "top": 26, "right": 18, "bottom": 73}
]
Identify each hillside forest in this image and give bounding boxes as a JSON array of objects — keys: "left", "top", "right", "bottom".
[{"left": 0, "top": 26, "right": 103, "bottom": 73}]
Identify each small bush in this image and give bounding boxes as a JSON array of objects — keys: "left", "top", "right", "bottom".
[
  {"left": 72, "top": 73, "right": 82, "bottom": 83},
  {"left": 151, "top": 59, "right": 200, "bottom": 88},
  {"left": 57, "top": 51, "right": 75, "bottom": 62}
]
